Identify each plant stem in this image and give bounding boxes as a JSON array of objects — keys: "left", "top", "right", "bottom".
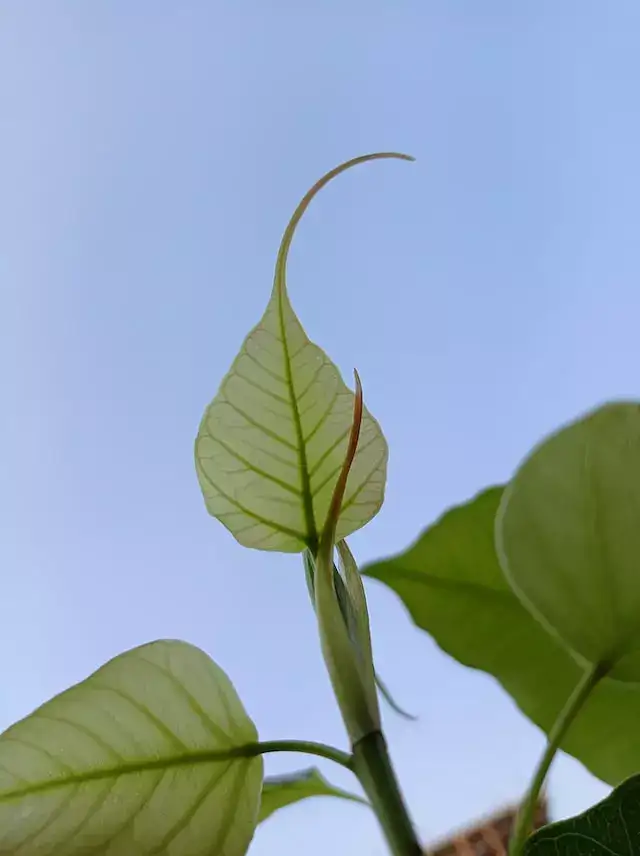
[
  {"left": 509, "top": 660, "right": 609, "bottom": 856},
  {"left": 352, "top": 730, "right": 423, "bottom": 856},
  {"left": 253, "top": 740, "right": 354, "bottom": 770}
]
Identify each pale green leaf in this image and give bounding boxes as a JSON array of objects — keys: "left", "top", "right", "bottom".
[
  {"left": 363, "top": 487, "right": 640, "bottom": 786},
  {"left": 0, "top": 640, "right": 263, "bottom": 856},
  {"left": 195, "top": 153, "right": 413, "bottom": 553},
  {"left": 258, "top": 767, "right": 368, "bottom": 823},
  {"left": 497, "top": 401, "right": 640, "bottom": 681}
]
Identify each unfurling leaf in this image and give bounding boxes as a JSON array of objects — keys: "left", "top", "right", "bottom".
[
  {"left": 314, "top": 373, "right": 381, "bottom": 744},
  {"left": 496, "top": 401, "right": 640, "bottom": 682},
  {"left": 258, "top": 767, "right": 368, "bottom": 823},
  {"left": 0, "top": 640, "right": 263, "bottom": 856},
  {"left": 363, "top": 486, "right": 640, "bottom": 786},
  {"left": 195, "top": 153, "right": 413, "bottom": 553},
  {"left": 304, "top": 547, "right": 415, "bottom": 721}
]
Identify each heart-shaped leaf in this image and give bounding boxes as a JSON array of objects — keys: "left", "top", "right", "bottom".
[
  {"left": 497, "top": 401, "right": 640, "bottom": 682},
  {"left": 0, "top": 640, "right": 263, "bottom": 856},
  {"left": 258, "top": 767, "right": 368, "bottom": 823},
  {"left": 195, "top": 153, "right": 412, "bottom": 553},
  {"left": 363, "top": 487, "right": 640, "bottom": 786},
  {"left": 524, "top": 774, "right": 640, "bottom": 856}
]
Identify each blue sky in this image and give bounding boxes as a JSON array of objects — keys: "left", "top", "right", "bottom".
[{"left": 3, "top": 2, "right": 640, "bottom": 853}]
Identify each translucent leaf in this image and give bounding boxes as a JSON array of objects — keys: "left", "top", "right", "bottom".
[
  {"left": 195, "top": 153, "right": 412, "bottom": 553},
  {"left": 0, "top": 640, "right": 263, "bottom": 856},
  {"left": 258, "top": 767, "right": 368, "bottom": 823},
  {"left": 363, "top": 487, "right": 640, "bottom": 786},
  {"left": 497, "top": 401, "right": 640, "bottom": 681}
]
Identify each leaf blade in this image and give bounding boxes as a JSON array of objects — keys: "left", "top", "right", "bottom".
[
  {"left": 497, "top": 401, "right": 640, "bottom": 681},
  {"left": 0, "top": 640, "right": 263, "bottom": 856},
  {"left": 196, "top": 153, "right": 412, "bottom": 552},
  {"left": 258, "top": 767, "right": 368, "bottom": 823},
  {"left": 523, "top": 775, "right": 639, "bottom": 856},
  {"left": 363, "top": 487, "right": 640, "bottom": 786}
]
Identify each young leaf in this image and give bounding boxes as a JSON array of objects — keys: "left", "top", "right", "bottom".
[
  {"left": 303, "top": 548, "right": 416, "bottom": 721},
  {"left": 335, "top": 540, "right": 377, "bottom": 700},
  {"left": 195, "top": 153, "right": 413, "bottom": 553},
  {"left": 314, "top": 371, "right": 381, "bottom": 744},
  {"left": 258, "top": 767, "right": 368, "bottom": 823},
  {"left": 363, "top": 487, "right": 640, "bottom": 786},
  {"left": 524, "top": 774, "right": 637, "bottom": 856},
  {"left": 497, "top": 401, "right": 640, "bottom": 681},
  {"left": 0, "top": 640, "right": 263, "bottom": 856}
]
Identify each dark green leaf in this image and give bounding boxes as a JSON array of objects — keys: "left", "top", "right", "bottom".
[
  {"left": 363, "top": 487, "right": 640, "bottom": 786},
  {"left": 259, "top": 767, "right": 368, "bottom": 823},
  {"left": 523, "top": 774, "right": 640, "bottom": 856}
]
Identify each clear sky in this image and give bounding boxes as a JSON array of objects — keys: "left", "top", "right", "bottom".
[{"left": 3, "top": 2, "right": 640, "bottom": 854}]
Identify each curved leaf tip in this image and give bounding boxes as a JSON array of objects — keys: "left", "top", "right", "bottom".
[{"left": 275, "top": 152, "right": 414, "bottom": 294}]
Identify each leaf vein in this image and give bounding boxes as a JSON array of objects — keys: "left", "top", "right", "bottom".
[
  {"left": 87, "top": 686, "right": 188, "bottom": 753},
  {"left": 133, "top": 655, "right": 232, "bottom": 746},
  {"left": 231, "top": 371, "right": 290, "bottom": 405},
  {"left": 218, "top": 400, "right": 297, "bottom": 451},
  {"left": 196, "top": 459, "right": 306, "bottom": 543},
  {"left": 202, "top": 435, "right": 301, "bottom": 497},
  {"left": 303, "top": 389, "right": 340, "bottom": 444}
]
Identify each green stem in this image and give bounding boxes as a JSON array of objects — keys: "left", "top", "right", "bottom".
[
  {"left": 509, "top": 660, "right": 609, "bottom": 856},
  {"left": 253, "top": 740, "right": 353, "bottom": 770},
  {"left": 352, "top": 730, "right": 422, "bottom": 856}
]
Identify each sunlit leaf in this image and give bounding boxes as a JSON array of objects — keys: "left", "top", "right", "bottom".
[
  {"left": 497, "top": 401, "right": 640, "bottom": 682},
  {"left": 195, "top": 153, "right": 413, "bottom": 553},
  {"left": 258, "top": 767, "right": 368, "bottom": 823},
  {"left": 363, "top": 487, "right": 640, "bottom": 786},
  {"left": 0, "top": 640, "right": 263, "bottom": 856}
]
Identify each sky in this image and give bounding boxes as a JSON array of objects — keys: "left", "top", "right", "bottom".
[{"left": 2, "top": 2, "right": 640, "bottom": 854}]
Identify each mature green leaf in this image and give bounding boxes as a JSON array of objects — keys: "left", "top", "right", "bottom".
[
  {"left": 0, "top": 640, "right": 263, "bottom": 856},
  {"left": 497, "top": 401, "right": 640, "bottom": 682},
  {"left": 524, "top": 775, "right": 639, "bottom": 856},
  {"left": 258, "top": 767, "right": 368, "bottom": 823},
  {"left": 363, "top": 487, "right": 640, "bottom": 786},
  {"left": 195, "top": 153, "right": 413, "bottom": 553}
]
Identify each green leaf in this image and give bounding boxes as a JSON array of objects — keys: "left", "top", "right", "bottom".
[
  {"left": 363, "top": 487, "right": 640, "bottom": 786},
  {"left": 258, "top": 767, "right": 368, "bottom": 823},
  {"left": 373, "top": 673, "right": 417, "bottom": 722},
  {"left": 195, "top": 153, "right": 413, "bottom": 553},
  {"left": 524, "top": 775, "right": 639, "bottom": 856},
  {"left": 0, "top": 640, "right": 263, "bottom": 856},
  {"left": 304, "top": 549, "right": 416, "bottom": 722},
  {"left": 497, "top": 401, "right": 640, "bottom": 682}
]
